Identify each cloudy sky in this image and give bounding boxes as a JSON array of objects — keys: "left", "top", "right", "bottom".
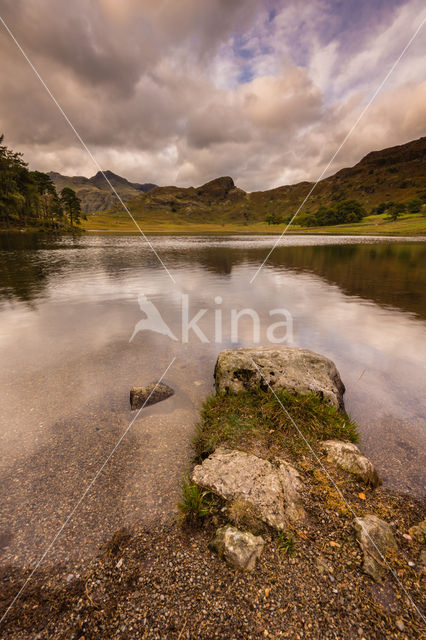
[{"left": 0, "top": 0, "right": 425, "bottom": 191}]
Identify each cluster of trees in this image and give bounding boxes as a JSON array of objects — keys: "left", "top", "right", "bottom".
[
  {"left": 266, "top": 195, "right": 424, "bottom": 228},
  {"left": 265, "top": 212, "right": 292, "bottom": 225},
  {"left": 0, "top": 135, "right": 83, "bottom": 230},
  {"left": 298, "top": 200, "right": 366, "bottom": 227},
  {"left": 372, "top": 198, "right": 423, "bottom": 220}
]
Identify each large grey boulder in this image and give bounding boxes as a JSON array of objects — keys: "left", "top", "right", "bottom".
[
  {"left": 214, "top": 346, "right": 345, "bottom": 410},
  {"left": 130, "top": 382, "right": 174, "bottom": 410},
  {"left": 321, "top": 440, "right": 381, "bottom": 487},
  {"left": 191, "top": 448, "right": 305, "bottom": 530},
  {"left": 354, "top": 515, "right": 397, "bottom": 581},
  {"left": 209, "top": 525, "right": 264, "bottom": 571}
]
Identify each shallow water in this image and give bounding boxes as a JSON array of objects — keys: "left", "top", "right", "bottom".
[{"left": 0, "top": 233, "right": 425, "bottom": 567}]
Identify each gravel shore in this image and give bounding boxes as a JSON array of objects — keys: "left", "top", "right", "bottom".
[{"left": 1, "top": 481, "right": 424, "bottom": 639}]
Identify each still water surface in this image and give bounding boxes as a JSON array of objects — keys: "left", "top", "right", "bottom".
[{"left": 0, "top": 233, "right": 425, "bottom": 567}]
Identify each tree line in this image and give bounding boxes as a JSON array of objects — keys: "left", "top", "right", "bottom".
[
  {"left": 266, "top": 196, "right": 424, "bottom": 227},
  {"left": 0, "top": 135, "right": 83, "bottom": 230}
]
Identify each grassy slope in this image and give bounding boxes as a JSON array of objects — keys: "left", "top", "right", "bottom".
[{"left": 83, "top": 209, "right": 426, "bottom": 235}]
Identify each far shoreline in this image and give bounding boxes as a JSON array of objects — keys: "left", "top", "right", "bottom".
[
  {"left": 82, "top": 218, "right": 426, "bottom": 236},
  {"left": 83, "top": 228, "right": 426, "bottom": 239}
]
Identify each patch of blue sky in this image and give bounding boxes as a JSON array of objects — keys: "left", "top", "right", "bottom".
[
  {"left": 232, "top": 35, "right": 273, "bottom": 84},
  {"left": 237, "top": 66, "right": 254, "bottom": 84}
]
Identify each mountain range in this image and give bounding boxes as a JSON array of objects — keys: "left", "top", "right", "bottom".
[
  {"left": 48, "top": 170, "right": 156, "bottom": 213},
  {"left": 49, "top": 137, "right": 426, "bottom": 221}
]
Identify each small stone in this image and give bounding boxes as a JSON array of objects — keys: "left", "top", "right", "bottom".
[
  {"left": 353, "top": 515, "right": 397, "bottom": 581},
  {"left": 129, "top": 382, "right": 174, "bottom": 410},
  {"left": 357, "top": 628, "right": 363, "bottom": 637},
  {"left": 314, "top": 554, "right": 330, "bottom": 575},
  {"left": 322, "top": 440, "right": 381, "bottom": 487},
  {"left": 116, "top": 558, "right": 123, "bottom": 569},
  {"left": 396, "top": 620, "right": 405, "bottom": 632},
  {"left": 409, "top": 519, "right": 426, "bottom": 544},
  {"left": 209, "top": 525, "right": 264, "bottom": 571}
]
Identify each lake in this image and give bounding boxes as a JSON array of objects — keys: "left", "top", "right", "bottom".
[{"left": 0, "top": 232, "right": 425, "bottom": 568}]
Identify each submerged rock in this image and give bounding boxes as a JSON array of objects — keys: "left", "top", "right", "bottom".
[
  {"left": 321, "top": 440, "right": 381, "bottom": 487},
  {"left": 354, "top": 515, "right": 397, "bottom": 581},
  {"left": 409, "top": 519, "right": 426, "bottom": 544},
  {"left": 130, "top": 382, "right": 174, "bottom": 410},
  {"left": 191, "top": 448, "right": 305, "bottom": 530},
  {"left": 214, "top": 346, "right": 345, "bottom": 410},
  {"left": 209, "top": 525, "right": 264, "bottom": 571}
]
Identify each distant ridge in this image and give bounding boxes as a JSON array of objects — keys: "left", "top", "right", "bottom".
[
  {"left": 49, "top": 136, "right": 426, "bottom": 217},
  {"left": 48, "top": 170, "right": 156, "bottom": 213}
]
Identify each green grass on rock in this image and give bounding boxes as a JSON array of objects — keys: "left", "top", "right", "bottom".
[{"left": 193, "top": 388, "right": 359, "bottom": 461}]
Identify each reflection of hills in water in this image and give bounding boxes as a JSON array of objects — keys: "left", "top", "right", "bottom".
[
  {"left": 267, "top": 243, "right": 426, "bottom": 319},
  {"left": 0, "top": 234, "right": 425, "bottom": 319}
]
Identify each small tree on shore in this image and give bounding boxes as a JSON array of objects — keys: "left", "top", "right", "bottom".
[{"left": 60, "top": 187, "right": 82, "bottom": 226}]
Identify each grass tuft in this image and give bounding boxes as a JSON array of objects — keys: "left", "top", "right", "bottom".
[
  {"left": 177, "top": 475, "right": 212, "bottom": 525},
  {"left": 277, "top": 531, "right": 295, "bottom": 556},
  {"left": 193, "top": 388, "right": 359, "bottom": 461}
]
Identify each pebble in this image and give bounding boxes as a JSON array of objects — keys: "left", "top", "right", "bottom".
[{"left": 396, "top": 620, "right": 405, "bottom": 632}]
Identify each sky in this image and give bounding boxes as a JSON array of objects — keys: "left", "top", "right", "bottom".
[{"left": 0, "top": 0, "right": 425, "bottom": 191}]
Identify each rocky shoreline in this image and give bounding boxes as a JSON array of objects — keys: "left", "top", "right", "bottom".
[{"left": 1, "top": 347, "right": 424, "bottom": 639}]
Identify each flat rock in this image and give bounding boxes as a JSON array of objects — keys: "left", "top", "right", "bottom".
[
  {"left": 209, "top": 525, "right": 264, "bottom": 571},
  {"left": 321, "top": 440, "right": 381, "bottom": 487},
  {"left": 130, "top": 382, "right": 174, "bottom": 410},
  {"left": 191, "top": 448, "right": 305, "bottom": 530},
  {"left": 409, "top": 519, "right": 426, "bottom": 544},
  {"left": 353, "top": 515, "right": 397, "bottom": 581},
  {"left": 214, "top": 346, "right": 345, "bottom": 410}
]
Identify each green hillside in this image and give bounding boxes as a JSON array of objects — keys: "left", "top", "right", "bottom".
[{"left": 85, "top": 137, "right": 426, "bottom": 232}]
